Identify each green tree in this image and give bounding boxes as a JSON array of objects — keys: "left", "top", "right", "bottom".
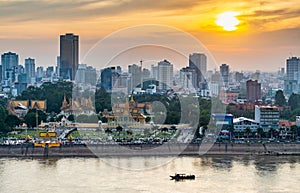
[
  {"left": 280, "top": 109, "right": 291, "bottom": 120},
  {"left": 105, "top": 128, "right": 112, "bottom": 134},
  {"left": 269, "top": 127, "right": 275, "bottom": 138},
  {"left": 257, "top": 127, "right": 264, "bottom": 139},
  {"left": 289, "top": 108, "right": 300, "bottom": 121},
  {"left": 24, "top": 112, "right": 37, "bottom": 128},
  {"left": 275, "top": 90, "right": 286, "bottom": 106},
  {"left": 0, "top": 105, "right": 9, "bottom": 133},
  {"left": 95, "top": 88, "right": 111, "bottom": 113},
  {"left": 288, "top": 93, "right": 300, "bottom": 111},
  {"left": 5, "top": 114, "right": 21, "bottom": 129},
  {"left": 245, "top": 127, "right": 251, "bottom": 139},
  {"left": 228, "top": 124, "right": 234, "bottom": 140},
  {"left": 24, "top": 109, "right": 47, "bottom": 128},
  {"left": 290, "top": 125, "right": 297, "bottom": 140},
  {"left": 116, "top": 125, "right": 123, "bottom": 134},
  {"left": 17, "top": 81, "right": 73, "bottom": 113},
  {"left": 67, "top": 114, "right": 75, "bottom": 122}
]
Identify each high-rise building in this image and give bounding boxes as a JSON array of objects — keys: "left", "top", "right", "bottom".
[
  {"left": 100, "top": 66, "right": 121, "bottom": 92},
  {"left": 25, "top": 58, "right": 35, "bottom": 84},
  {"left": 15, "top": 73, "right": 27, "bottom": 95},
  {"left": 286, "top": 57, "right": 300, "bottom": 81},
  {"left": 220, "top": 64, "right": 229, "bottom": 87},
  {"left": 76, "top": 64, "right": 86, "bottom": 84},
  {"left": 158, "top": 60, "right": 173, "bottom": 91},
  {"left": 56, "top": 56, "right": 60, "bottom": 76},
  {"left": 235, "top": 72, "right": 244, "bottom": 83},
  {"left": 75, "top": 64, "right": 97, "bottom": 85},
  {"left": 284, "top": 57, "right": 300, "bottom": 95},
  {"left": 180, "top": 67, "right": 196, "bottom": 91},
  {"left": 246, "top": 80, "right": 261, "bottom": 102},
  {"left": 189, "top": 53, "right": 207, "bottom": 88},
  {"left": 46, "top": 66, "right": 54, "bottom": 77},
  {"left": 255, "top": 105, "right": 279, "bottom": 131},
  {"left": 0, "top": 65, "right": 2, "bottom": 82},
  {"left": 85, "top": 66, "right": 97, "bottom": 85},
  {"left": 1, "top": 52, "right": 18, "bottom": 83},
  {"left": 151, "top": 64, "right": 158, "bottom": 80},
  {"left": 143, "top": 68, "right": 151, "bottom": 80},
  {"left": 60, "top": 33, "right": 79, "bottom": 80},
  {"left": 36, "top": 66, "right": 44, "bottom": 81},
  {"left": 128, "top": 64, "right": 141, "bottom": 91},
  {"left": 114, "top": 72, "right": 130, "bottom": 94}
]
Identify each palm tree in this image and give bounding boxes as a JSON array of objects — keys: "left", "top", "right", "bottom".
[
  {"left": 105, "top": 128, "right": 112, "bottom": 134},
  {"left": 290, "top": 125, "right": 297, "bottom": 140},
  {"left": 228, "top": 125, "right": 235, "bottom": 141},
  {"left": 257, "top": 127, "right": 264, "bottom": 139},
  {"left": 245, "top": 127, "right": 251, "bottom": 139},
  {"left": 116, "top": 125, "right": 123, "bottom": 134},
  {"left": 269, "top": 127, "right": 275, "bottom": 139}
]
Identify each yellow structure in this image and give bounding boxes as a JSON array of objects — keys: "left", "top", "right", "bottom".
[
  {"left": 60, "top": 94, "right": 95, "bottom": 115},
  {"left": 102, "top": 95, "right": 150, "bottom": 126},
  {"left": 31, "top": 100, "right": 47, "bottom": 111},
  {"left": 34, "top": 131, "right": 61, "bottom": 148},
  {"left": 7, "top": 100, "right": 46, "bottom": 117}
]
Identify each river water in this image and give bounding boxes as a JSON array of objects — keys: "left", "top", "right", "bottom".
[{"left": 0, "top": 156, "right": 299, "bottom": 193}]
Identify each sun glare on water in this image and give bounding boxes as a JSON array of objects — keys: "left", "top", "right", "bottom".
[{"left": 216, "top": 11, "right": 240, "bottom": 31}]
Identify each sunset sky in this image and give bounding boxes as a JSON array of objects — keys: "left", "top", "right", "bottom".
[{"left": 0, "top": 0, "right": 299, "bottom": 71}]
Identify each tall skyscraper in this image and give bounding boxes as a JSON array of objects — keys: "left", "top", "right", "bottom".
[
  {"left": 100, "top": 66, "right": 122, "bottom": 92},
  {"left": 0, "top": 65, "right": 2, "bottom": 82},
  {"left": 180, "top": 67, "right": 196, "bottom": 90},
  {"left": 25, "top": 58, "right": 35, "bottom": 84},
  {"left": 85, "top": 66, "right": 97, "bottom": 85},
  {"left": 220, "top": 64, "right": 229, "bottom": 87},
  {"left": 128, "top": 64, "right": 141, "bottom": 91},
  {"left": 246, "top": 80, "right": 261, "bottom": 102},
  {"left": 151, "top": 64, "right": 158, "bottom": 80},
  {"left": 189, "top": 53, "right": 207, "bottom": 88},
  {"left": 56, "top": 56, "right": 60, "bottom": 76},
  {"left": 36, "top": 66, "right": 44, "bottom": 81},
  {"left": 158, "top": 60, "right": 173, "bottom": 91},
  {"left": 76, "top": 64, "right": 87, "bottom": 84},
  {"left": 1, "top": 52, "right": 18, "bottom": 83},
  {"left": 285, "top": 57, "right": 300, "bottom": 95},
  {"left": 60, "top": 33, "right": 79, "bottom": 80},
  {"left": 286, "top": 57, "right": 300, "bottom": 80},
  {"left": 46, "top": 66, "right": 54, "bottom": 77}
]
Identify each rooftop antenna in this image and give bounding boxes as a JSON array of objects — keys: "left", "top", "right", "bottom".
[{"left": 140, "top": 59, "right": 143, "bottom": 89}]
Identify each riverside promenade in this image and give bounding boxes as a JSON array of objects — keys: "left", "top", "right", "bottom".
[{"left": 1, "top": 143, "right": 300, "bottom": 157}]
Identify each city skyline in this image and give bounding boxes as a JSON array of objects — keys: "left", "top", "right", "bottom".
[{"left": 0, "top": 0, "right": 299, "bottom": 71}]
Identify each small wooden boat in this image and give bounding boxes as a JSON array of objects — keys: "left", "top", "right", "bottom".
[{"left": 170, "top": 173, "right": 195, "bottom": 181}]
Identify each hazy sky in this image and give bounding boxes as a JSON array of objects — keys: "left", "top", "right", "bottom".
[{"left": 0, "top": 0, "right": 299, "bottom": 71}]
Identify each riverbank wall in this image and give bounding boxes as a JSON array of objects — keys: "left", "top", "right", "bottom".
[{"left": 1, "top": 143, "right": 300, "bottom": 158}]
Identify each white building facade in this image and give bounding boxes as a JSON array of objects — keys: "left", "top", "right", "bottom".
[
  {"left": 255, "top": 105, "right": 280, "bottom": 131},
  {"left": 233, "top": 117, "right": 260, "bottom": 132},
  {"left": 157, "top": 60, "right": 173, "bottom": 91}
]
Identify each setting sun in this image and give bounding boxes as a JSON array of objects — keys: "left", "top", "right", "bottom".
[{"left": 216, "top": 11, "right": 240, "bottom": 31}]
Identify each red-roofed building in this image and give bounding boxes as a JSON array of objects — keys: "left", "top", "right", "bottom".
[{"left": 279, "top": 121, "right": 296, "bottom": 130}]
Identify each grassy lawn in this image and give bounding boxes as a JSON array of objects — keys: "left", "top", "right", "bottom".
[
  {"left": 66, "top": 128, "right": 178, "bottom": 140},
  {"left": 6, "top": 129, "right": 47, "bottom": 138}
]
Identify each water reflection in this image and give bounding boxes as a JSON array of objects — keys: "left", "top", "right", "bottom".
[
  {"left": 37, "top": 158, "right": 58, "bottom": 168},
  {"left": 254, "top": 158, "right": 278, "bottom": 174},
  {"left": 210, "top": 157, "right": 233, "bottom": 171},
  {"left": 0, "top": 156, "right": 299, "bottom": 193}
]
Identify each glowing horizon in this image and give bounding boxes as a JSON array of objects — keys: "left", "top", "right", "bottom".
[{"left": 0, "top": 0, "right": 299, "bottom": 71}]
